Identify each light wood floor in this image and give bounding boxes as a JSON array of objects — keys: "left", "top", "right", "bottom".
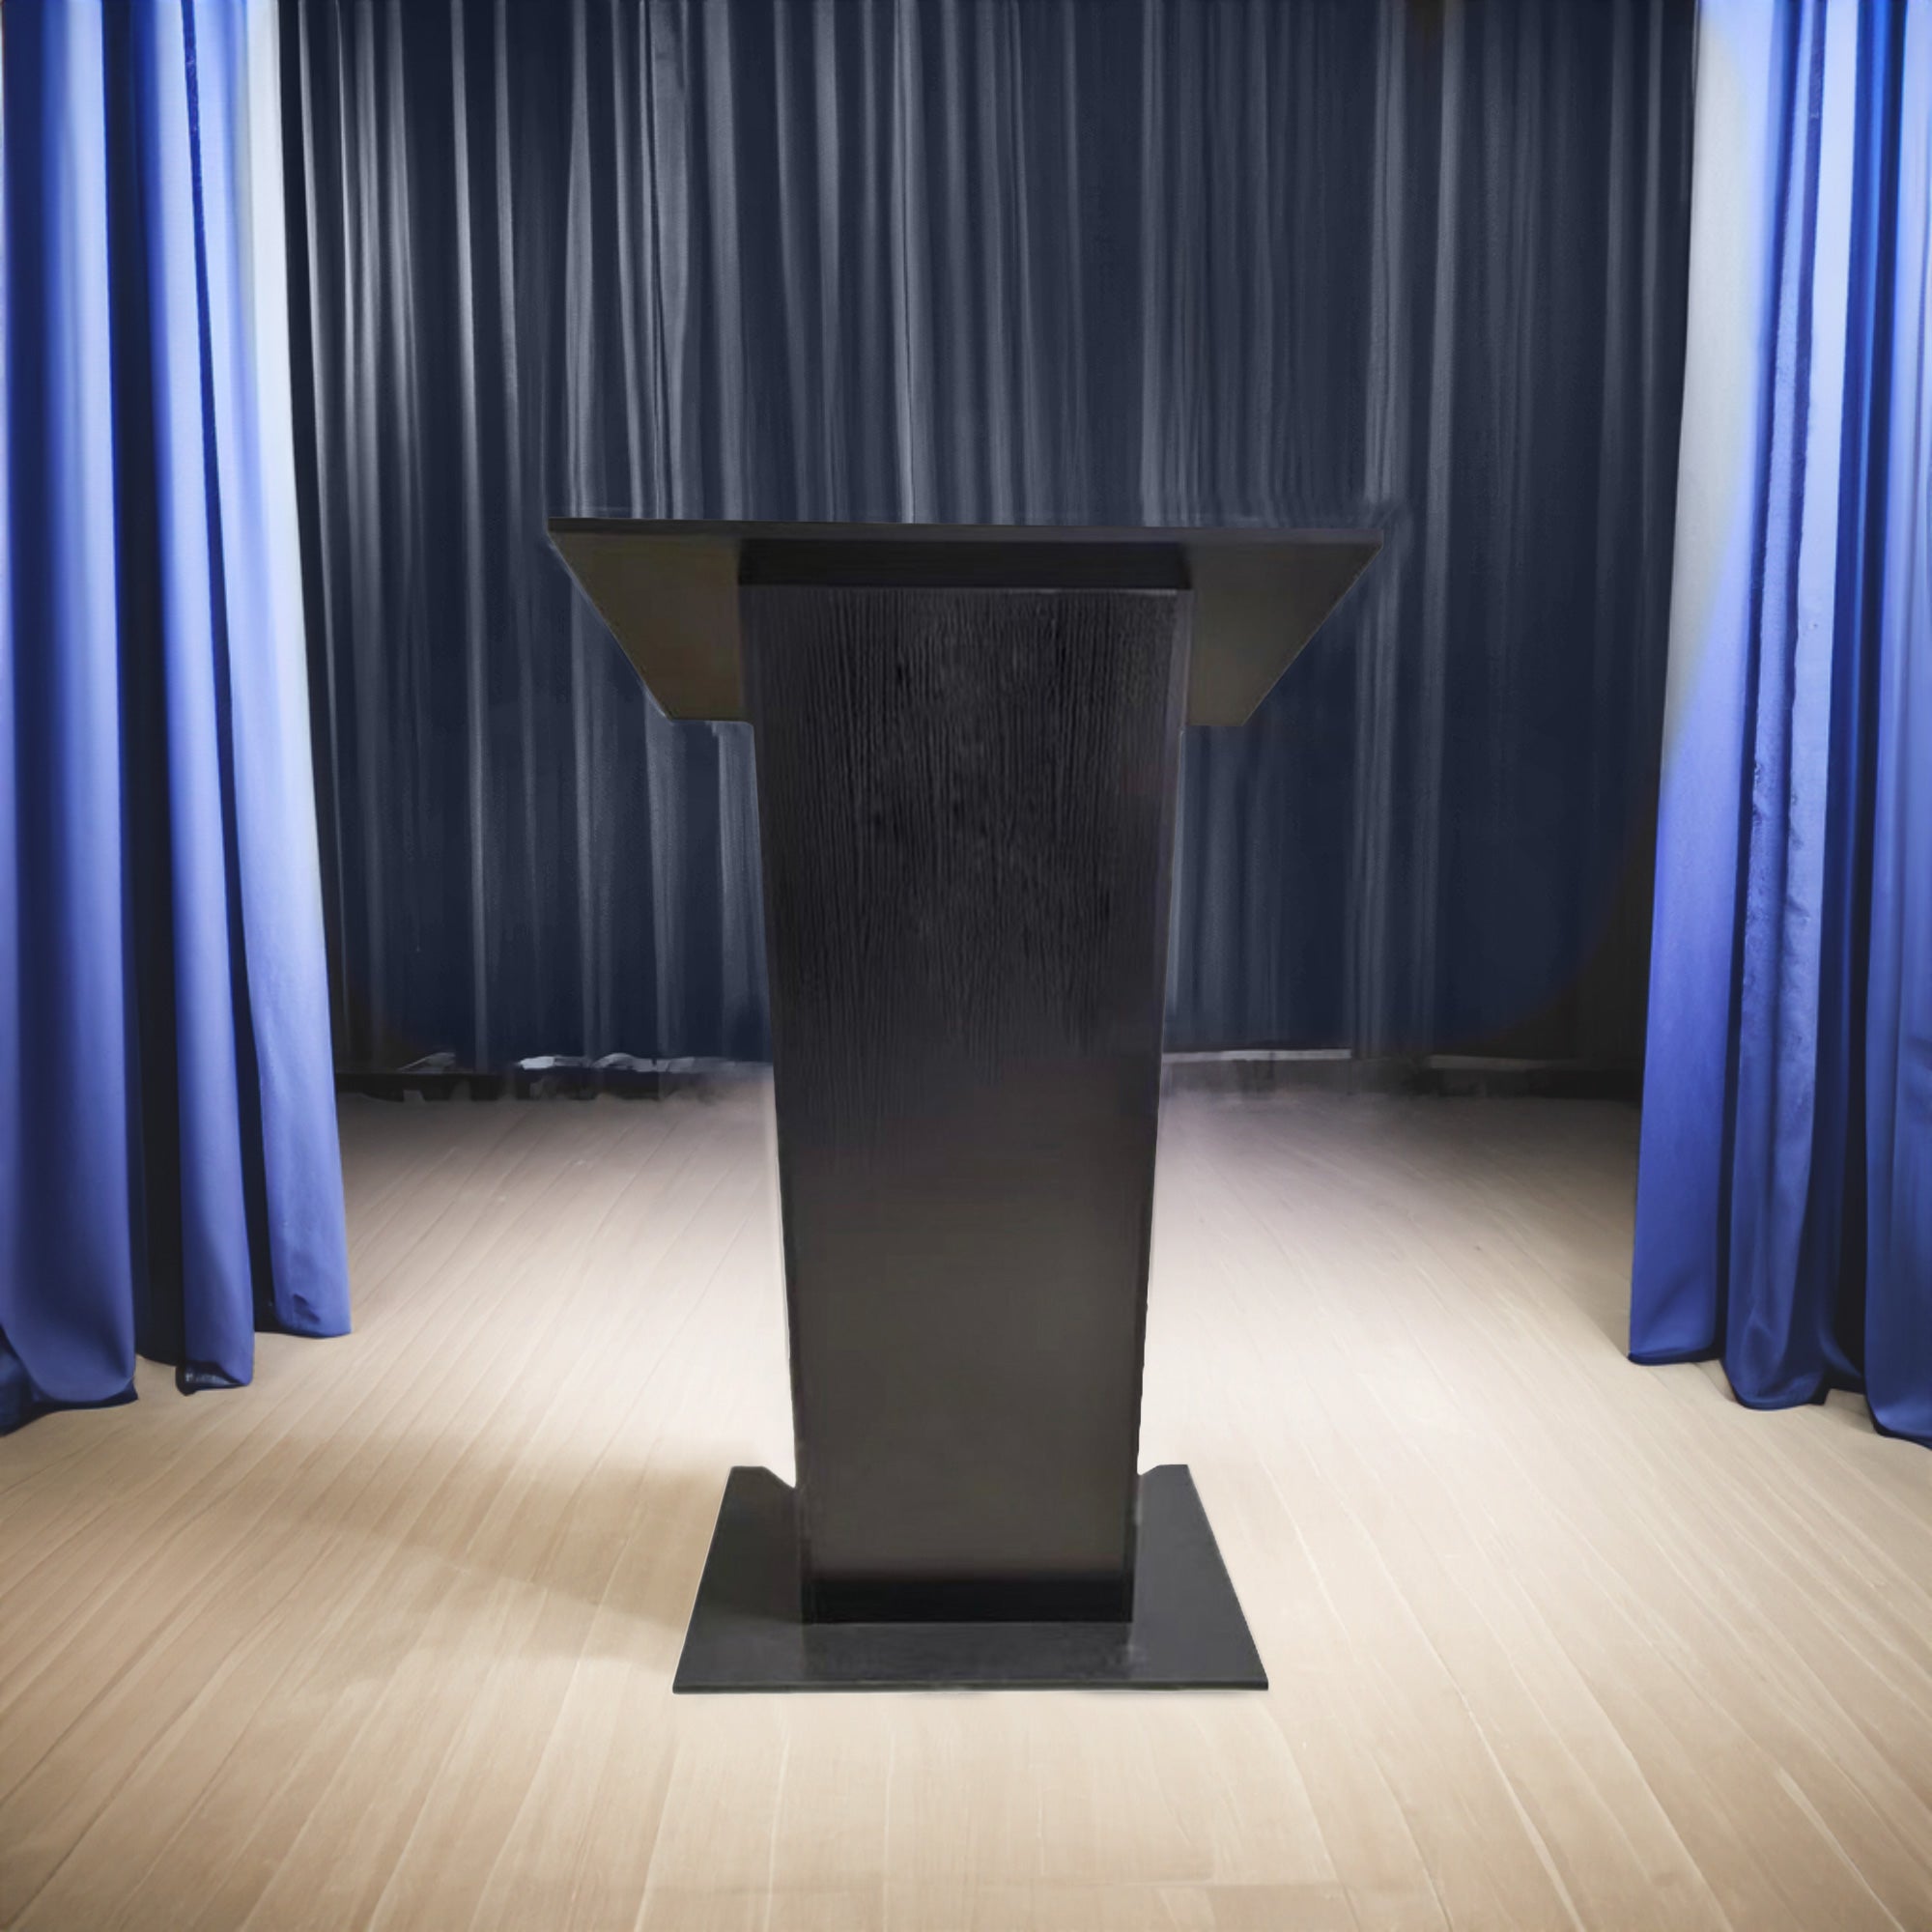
[{"left": 4, "top": 1085, "right": 1931, "bottom": 1932}]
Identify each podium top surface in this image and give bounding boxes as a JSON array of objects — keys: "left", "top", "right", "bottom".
[{"left": 547, "top": 519, "right": 1380, "bottom": 726}]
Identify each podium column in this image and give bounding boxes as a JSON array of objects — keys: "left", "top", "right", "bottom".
[
  {"left": 747, "top": 582, "right": 1184, "bottom": 1624},
  {"left": 546, "top": 517, "right": 1381, "bottom": 1692}
]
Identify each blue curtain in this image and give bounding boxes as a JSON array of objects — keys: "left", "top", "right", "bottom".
[
  {"left": 283, "top": 0, "right": 1695, "bottom": 1072},
  {"left": 1633, "top": 0, "right": 1932, "bottom": 1441},
  {"left": 0, "top": 0, "right": 350, "bottom": 1433}
]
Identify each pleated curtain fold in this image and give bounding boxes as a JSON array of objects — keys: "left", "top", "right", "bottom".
[
  {"left": 1, "top": 0, "right": 349, "bottom": 1433},
  {"left": 284, "top": 0, "right": 1696, "bottom": 1072},
  {"left": 1633, "top": 0, "right": 1932, "bottom": 1440}
]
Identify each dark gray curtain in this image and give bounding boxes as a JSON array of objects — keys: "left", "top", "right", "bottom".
[{"left": 283, "top": 0, "right": 1693, "bottom": 1069}]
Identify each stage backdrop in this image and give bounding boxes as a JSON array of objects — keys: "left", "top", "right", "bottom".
[{"left": 283, "top": 0, "right": 1694, "bottom": 1070}]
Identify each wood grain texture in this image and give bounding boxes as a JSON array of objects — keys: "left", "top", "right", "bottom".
[
  {"left": 3, "top": 1086, "right": 1931, "bottom": 1930},
  {"left": 743, "top": 586, "right": 1188, "bottom": 1615}
]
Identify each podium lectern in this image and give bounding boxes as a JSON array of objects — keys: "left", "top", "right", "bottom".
[{"left": 550, "top": 521, "right": 1378, "bottom": 1690}]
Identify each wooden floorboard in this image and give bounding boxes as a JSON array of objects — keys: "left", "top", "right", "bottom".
[{"left": 2, "top": 1086, "right": 1929, "bottom": 1931}]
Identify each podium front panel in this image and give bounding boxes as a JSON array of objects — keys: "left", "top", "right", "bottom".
[{"left": 744, "top": 584, "right": 1189, "bottom": 1622}]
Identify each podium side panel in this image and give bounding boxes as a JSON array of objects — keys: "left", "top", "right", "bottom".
[{"left": 743, "top": 586, "right": 1188, "bottom": 1621}]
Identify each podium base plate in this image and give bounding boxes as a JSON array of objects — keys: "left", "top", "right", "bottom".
[{"left": 672, "top": 1464, "right": 1267, "bottom": 1692}]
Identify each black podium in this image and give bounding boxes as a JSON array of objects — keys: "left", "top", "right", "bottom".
[{"left": 550, "top": 521, "right": 1377, "bottom": 1690}]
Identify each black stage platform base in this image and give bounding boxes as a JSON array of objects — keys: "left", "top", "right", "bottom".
[{"left": 672, "top": 1465, "right": 1267, "bottom": 1693}]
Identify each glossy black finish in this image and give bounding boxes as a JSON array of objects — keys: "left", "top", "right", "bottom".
[
  {"left": 743, "top": 583, "right": 1188, "bottom": 1624},
  {"left": 672, "top": 1465, "right": 1268, "bottom": 1692}
]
